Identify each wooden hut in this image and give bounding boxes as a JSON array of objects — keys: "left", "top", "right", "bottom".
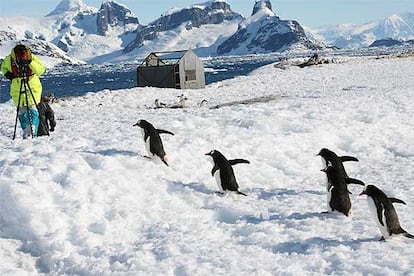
[{"left": 137, "top": 49, "right": 205, "bottom": 89}]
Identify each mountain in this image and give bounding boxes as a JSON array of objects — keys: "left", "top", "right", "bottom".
[
  {"left": 0, "top": 0, "right": 138, "bottom": 64},
  {"left": 96, "top": 1, "right": 139, "bottom": 36},
  {"left": 1, "top": 0, "right": 321, "bottom": 64},
  {"left": 46, "top": 0, "right": 96, "bottom": 17},
  {"left": 311, "top": 12, "right": 414, "bottom": 48},
  {"left": 216, "top": 0, "right": 320, "bottom": 55},
  {"left": 123, "top": 0, "right": 242, "bottom": 55},
  {"left": 369, "top": 38, "right": 403, "bottom": 48},
  {"left": 46, "top": 0, "right": 139, "bottom": 62}
]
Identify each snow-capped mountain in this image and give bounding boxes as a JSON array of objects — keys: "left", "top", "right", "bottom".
[
  {"left": 0, "top": 0, "right": 138, "bottom": 64},
  {"left": 46, "top": 0, "right": 96, "bottom": 17},
  {"left": 216, "top": 0, "right": 320, "bottom": 55},
  {"left": 311, "top": 12, "right": 414, "bottom": 48},
  {"left": 123, "top": 0, "right": 243, "bottom": 56},
  {"left": 1, "top": 0, "right": 323, "bottom": 64},
  {"left": 96, "top": 1, "right": 139, "bottom": 36}
]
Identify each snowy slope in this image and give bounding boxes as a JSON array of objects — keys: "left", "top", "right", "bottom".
[{"left": 1, "top": 55, "right": 414, "bottom": 274}]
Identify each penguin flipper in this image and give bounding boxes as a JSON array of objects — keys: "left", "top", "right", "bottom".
[
  {"left": 211, "top": 165, "right": 219, "bottom": 177},
  {"left": 340, "top": 156, "right": 359, "bottom": 162},
  {"left": 237, "top": 191, "right": 248, "bottom": 196},
  {"left": 375, "top": 201, "right": 385, "bottom": 227},
  {"left": 144, "top": 130, "right": 150, "bottom": 141},
  {"left": 229, "top": 159, "right": 250, "bottom": 165},
  {"left": 157, "top": 129, "right": 175, "bottom": 136},
  {"left": 389, "top": 197, "right": 406, "bottom": 205},
  {"left": 345, "top": 178, "right": 365, "bottom": 186}
]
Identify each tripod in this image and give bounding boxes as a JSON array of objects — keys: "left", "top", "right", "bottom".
[{"left": 12, "top": 61, "right": 39, "bottom": 140}]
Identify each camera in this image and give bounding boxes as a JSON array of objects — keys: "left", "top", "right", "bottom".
[{"left": 16, "top": 59, "right": 31, "bottom": 75}]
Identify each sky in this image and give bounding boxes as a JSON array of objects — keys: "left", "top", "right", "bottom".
[{"left": 0, "top": 0, "right": 413, "bottom": 27}]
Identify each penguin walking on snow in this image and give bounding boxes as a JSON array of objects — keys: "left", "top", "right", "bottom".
[
  {"left": 205, "top": 150, "right": 249, "bottom": 196},
  {"left": 360, "top": 185, "right": 414, "bottom": 241},
  {"left": 318, "top": 148, "right": 359, "bottom": 210},
  {"left": 320, "top": 166, "right": 365, "bottom": 216},
  {"left": 133, "top": 119, "right": 174, "bottom": 166}
]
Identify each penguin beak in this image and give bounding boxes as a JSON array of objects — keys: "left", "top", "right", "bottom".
[
  {"left": 133, "top": 122, "right": 139, "bottom": 127},
  {"left": 320, "top": 168, "right": 327, "bottom": 173}
]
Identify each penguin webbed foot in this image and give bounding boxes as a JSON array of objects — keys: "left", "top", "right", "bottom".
[
  {"left": 379, "top": 236, "right": 386, "bottom": 242},
  {"left": 162, "top": 159, "right": 169, "bottom": 167}
]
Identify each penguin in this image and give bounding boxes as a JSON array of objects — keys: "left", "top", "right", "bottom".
[
  {"left": 320, "top": 166, "right": 365, "bottom": 216},
  {"left": 317, "top": 148, "right": 359, "bottom": 209},
  {"left": 205, "top": 150, "right": 249, "bottom": 196},
  {"left": 317, "top": 148, "right": 359, "bottom": 178},
  {"left": 178, "top": 94, "right": 191, "bottom": 108},
  {"left": 360, "top": 185, "right": 414, "bottom": 241},
  {"left": 133, "top": 119, "right": 174, "bottom": 166},
  {"left": 199, "top": 99, "right": 208, "bottom": 108},
  {"left": 154, "top": 99, "right": 167, "bottom": 108}
]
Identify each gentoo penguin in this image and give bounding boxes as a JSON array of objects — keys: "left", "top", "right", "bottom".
[
  {"left": 133, "top": 119, "right": 174, "bottom": 166},
  {"left": 178, "top": 94, "right": 191, "bottom": 108},
  {"left": 318, "top": 148, "right": 359, "bottom": 178},
  {"left": 205, "top": 150, "right": 249, "bottom": 196},
  {"left": 318, "top": 148, "right": 359, "bottom": 209},
  {"left": 320, "top": 166, "right": 365, "bottom": 216},
  {"left": 154, "top": 99, "right": 167, "bottom": 108},
  {"left": 360, "top": 185, "right": 414, "bottom": 241},
  {"left": 199, "top": 99, "right": 208, "bottom": 108}
]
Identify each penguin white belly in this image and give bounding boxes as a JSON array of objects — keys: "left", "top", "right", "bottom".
[
  {"left": 144, "top": 138, "right": 153, "bottom": 157},
  {"left": 213, "top": 170, "right": 224, "bottom": 192},
  {"left": 326, "top": 185, "right": 333, "bottom": 212},
  {"left": 367, "top": 197, "right": 389, "bottom": 238}
]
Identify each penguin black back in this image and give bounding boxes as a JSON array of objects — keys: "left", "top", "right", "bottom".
[
  {"left": 133, "top": 119, "right": 174, "bottom": 166},
  {"left": 205, "top": 150, "right": 249, "bottom": 196},
  {"left": 321, "top": 166, "right": 365, "bottom": 216}
]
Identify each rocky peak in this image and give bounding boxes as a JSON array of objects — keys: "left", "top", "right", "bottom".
[
  {"left": 155, "top": 0, "right": 241, "bottom": 31},
  {"left": 217, "top": 0, "right": 319, "bottom": 55},
  {"left": 96, "top": 1, "right": 139, "bottom": 35},
  {"left": 124, "top": 0, "right": 242, "bottom": 52},
  {"left": 252, "top": 0, "right": 273, "bottom": 16}
]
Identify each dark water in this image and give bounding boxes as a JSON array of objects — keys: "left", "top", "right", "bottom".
[{"left": 0, "top": 55, "right": 279, "bottom": 103}]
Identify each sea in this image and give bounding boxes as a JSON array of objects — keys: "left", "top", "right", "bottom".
[{"left": 0, "top": 54, "right": 282, "bottom": 104}]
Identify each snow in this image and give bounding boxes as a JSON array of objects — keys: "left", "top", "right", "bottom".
[{"left": 1, "top": 55, "right": 414, "bottom": 275}]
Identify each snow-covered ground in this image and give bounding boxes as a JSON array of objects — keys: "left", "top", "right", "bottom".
[{"left": 1, "top": 55, "right": 414, "bottom": 275}]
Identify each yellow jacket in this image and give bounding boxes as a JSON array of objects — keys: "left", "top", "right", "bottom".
[{"left": 1, "top": 48, "right": 46, "bottom": 107}]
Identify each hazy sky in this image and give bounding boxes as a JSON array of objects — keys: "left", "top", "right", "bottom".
[{"left": 0, "top": 0, "right": 413, "bottom": 27}]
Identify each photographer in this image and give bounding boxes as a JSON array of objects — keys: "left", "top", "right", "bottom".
[{"left": 1, "top": 44, "right": 45, "bottom": 138}]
